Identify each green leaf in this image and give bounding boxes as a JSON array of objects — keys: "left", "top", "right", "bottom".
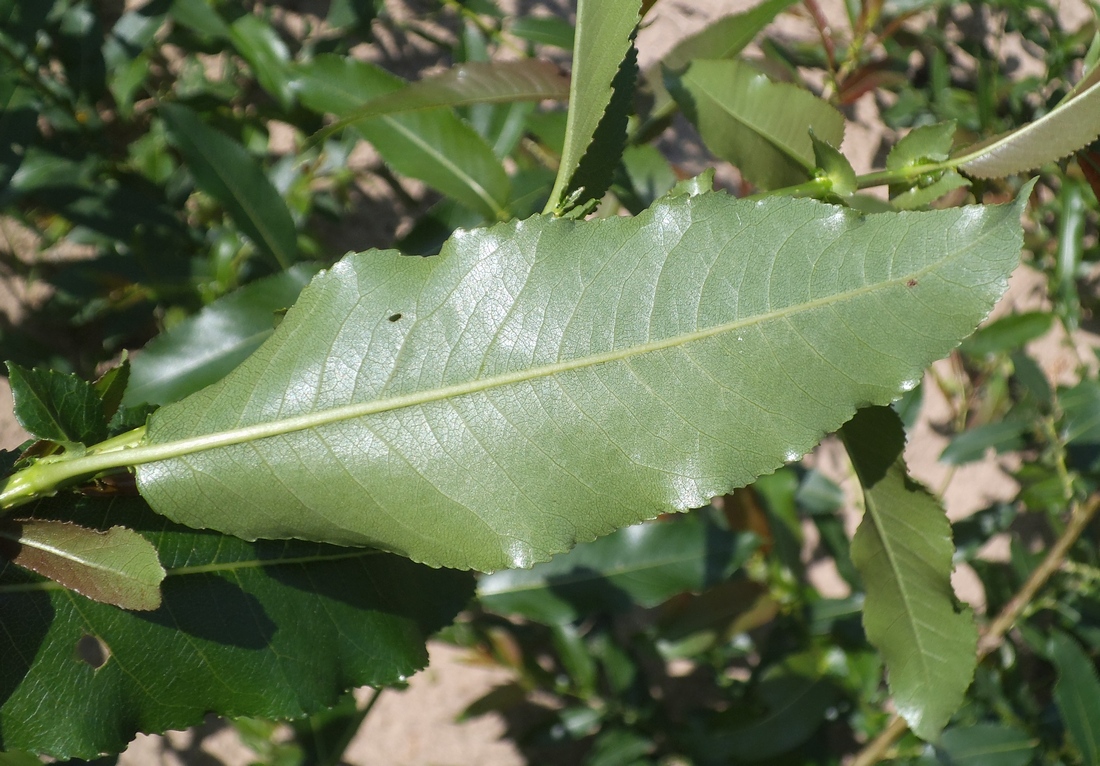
[
  {"left": 0, "top": 496, "right": 473, "bottom": 759},
  {"left": 668, "top": 59, "right": 845, "bottom": 190},
  {"left": 811, "top": 131, "right": 857, "bottom": 197},
  {"left": 124, "top": 263, "right": 322, "bottom": 407},
  {"left": 558, "top": 41, "right": 637, "bottom": 214},
  {"left": 294, "top": 55, "right": 510, "bottom": 220},
  {"left": 956, "top": 70, "right": 1100, "bottom": 178},
  {"left": 477, "top": 513, "right": 758, "bottom": 623},
  {"left": 6, "top": 363, "right": 107, "bottom": 446},
  {"left": 160, "top": 103, "right": 298, "bottom": 269},
  {"left": 312, "top": 60, "right": 570, "bottom": 147},
  {"left": 169, "top": 0, "right": 230, "bottom": 39},
  {"left": 939, "top": 420, "right": 1030, "bottom": 465},
  {"left": 545, "top": 0, "right": 641, "bottom": 212},
  {"left": 229, "top": 14, "right": 295, "bottom": 110},
  {"left": 93, "top": 357, "right": 130, "bottom": 423},
  {"left": 699, "top": 663, "right": 839, "bottom": 761},
  {"left": 960, "top": 312, "right": 1053, "bottom": 357},
  {"left": 127, "top": 186, "right": 1027, "bottom": 572},
  {"left": 843, "top": 406, "right": 978, "bottom": 741},
  {"left": 0, "top": 518, "right": 164, "bottom": 610},
  {"left": 643, "top": 0, "right": 797, "bottom": 121},
  {"left": 888, "top": 121, "right": 958, "bottom": 170},
  {"left": 1051, "top": 631, "right": 1100, "bottom": 763},
  {"left": 508, "top": 15, "right": 575, "bottom": 50},
  {"left": 938, "top": 724, "right": 1036, "bottom": 766}
]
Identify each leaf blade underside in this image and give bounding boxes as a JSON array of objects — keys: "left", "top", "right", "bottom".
[{"left": 135, "top": 187, "right": 1026, "bottom": 572}]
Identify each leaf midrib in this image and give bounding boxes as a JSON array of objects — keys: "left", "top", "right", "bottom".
[
  {"left": 864, "top": 490, "right": 942, "bottom": 684},
  {"left": 124, "top": 254, "right": 954, "bottom": 470}
]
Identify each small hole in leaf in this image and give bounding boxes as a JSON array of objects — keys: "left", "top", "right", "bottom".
[
  {"left": 388, "top": 313, "right": 403, "bottom": 322},
  {"left": 76, "top": 634, "right": 111, "bottom": 669}
]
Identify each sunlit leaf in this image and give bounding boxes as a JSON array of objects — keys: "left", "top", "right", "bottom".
[
  {"left": 546, "top": 0, "right": 641, "bottom": 212},
  {"left": 843, "top": 406, "right": 978, "bottom": 741},
  {"left": 957, "top": 71, "right": 1100, "bottom": 178},
  {"left": 668, "top": 59, "right": 845, "bottom": 190},
  {"left": 128, "top": 186, "right": 1027, "bottom": 572},
  {"left": 0, "top": 518, "right": 163, "bottom": 610}
]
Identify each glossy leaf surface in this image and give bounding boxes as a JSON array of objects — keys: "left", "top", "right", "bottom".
[
  {"left": 135, "top": 187, "right": 1025, "bottom": 572},
  {"left": 843, "top": 406, "right": 977, "bottom": 741},
  {"left": 0, "top": 497, "right": 473, "bottom": 759},
  {"left": 478, "top": 513, "right": 759, "bottom": 623},
  {"left": 0, "top": 519, "right": 163, "bottom": 610},
  {"left": 669, "top": 59, "right": 845, "bottom": 190}
]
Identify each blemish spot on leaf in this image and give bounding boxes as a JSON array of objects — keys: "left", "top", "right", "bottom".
[
  {"left": 75, "top": 634, "right": 111, "bottom": 669},
  {"left": 907, "top": 279, "right": 918, "bottom": 287},
  {"left": 388, "top": 313, "right": 403, "bottom": 322}
]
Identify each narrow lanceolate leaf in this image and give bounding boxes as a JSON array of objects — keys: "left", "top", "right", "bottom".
[
  {"left": 546, "top": 0, "right": 641, "bottom": 212},
  {"left": 7, "top": 362, "right": 107, "bottom": 445},
  {"left": 842, "top": 407, "right": 978, "bottom": 741},
  {"left": 0, "top": 496, "right": 473, "bottom": 759},
  {"left": 956, "top": 70, "right": 1100, "bottom": 178},
  {"left": 0, "top": 519, "right": 163, "bottom": 610},
  {"left": 125, "top": 263, "right": 322, "bottom": 407},
  {"left": 560, "top": 41, "right": 637, "bottom": 214},
  {"left": 295, "top": 55, "right": 510, "bottom": 220},
  {"left": 668, "top": 59, "right": 845, "bottom": 190},
  {"left": 1051, "top": 631, "right": 1100, "bottom": 763},
  {"left": 160, "top": 104, "right": 297, "bottom": 269},
  {"left": 313, "top": 60, "right": 570, "bottom": 147},
  {"left": 131, "top": 185, "right": 1027, "bottom": 572}
]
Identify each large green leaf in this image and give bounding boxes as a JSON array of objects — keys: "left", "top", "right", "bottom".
[
  {"left": 124, "top": 263, "right": 322, "bottom": 407},
  {"left": 842, "top": 406, "right": 978, "bottom": 741},
  {"left": 160, "top": 103, "right": 298, "bottom": 269},
  {"left": 478, "top": 512, "right": 759, "bottom": 623},
  {"left": 0, "top": 496, "right": 473, "bottom": 759},
  {"left": 668, "top": 58, "right": 845, "bottom": 190},
  {"left": 956, "top": 68, "right": 1100, "bottom": 178},
  {"left": 546, "top": 0, "right": 641, "bottom": 212},
  {"left": 294, "top": 55, "right": 510, "bottom": 220},
  {"left": 124, "top": 185, "right": 1026, "bottom": 572}
]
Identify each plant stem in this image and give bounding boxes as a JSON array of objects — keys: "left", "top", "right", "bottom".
[{"left": 851, "top": 493, "right": 1100, "bottom": 766}]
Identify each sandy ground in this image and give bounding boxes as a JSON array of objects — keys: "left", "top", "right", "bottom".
[{"left": 2, "top": 0, "right": 1094, "bottom": 762}]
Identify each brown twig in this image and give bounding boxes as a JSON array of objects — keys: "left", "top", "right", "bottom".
[{"left": 851, "top": 493, "right": 1100, "bottom": 766}]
